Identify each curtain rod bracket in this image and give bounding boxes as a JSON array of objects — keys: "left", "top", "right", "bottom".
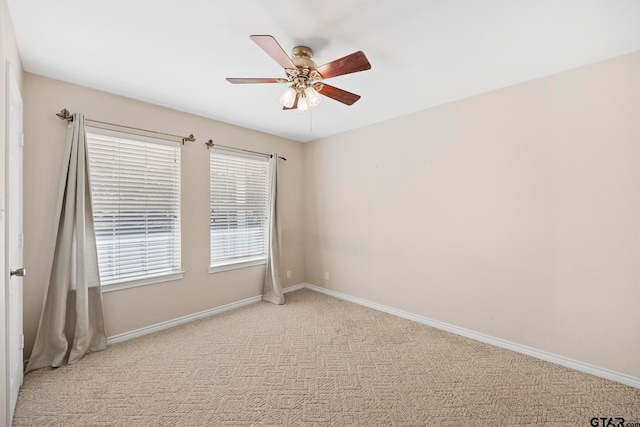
[
  {"left": 56, "top": 108, "right": 73, "bottom": 122},
  {"left": 205, "top": 139, "right": 215, "bottom": 149},
  {"left": 182, "top": 134, "right": 195, "bottom": 145}
]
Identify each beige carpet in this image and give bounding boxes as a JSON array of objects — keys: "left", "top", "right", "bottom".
[{"left": 14, "top": 289, "right": 640, "bottom": 426}]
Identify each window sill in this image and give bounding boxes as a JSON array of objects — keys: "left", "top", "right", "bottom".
[
  {"left": 209, "top": 258, "right": 267, "bottom": 274},
  {"left": 101, "top": 271, "right": 185, "bottom": 293}
]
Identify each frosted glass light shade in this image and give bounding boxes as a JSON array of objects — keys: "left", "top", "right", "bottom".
[
  {"left": 279, "top": 87, "right": 297, "bottom": 108},
  {"left": 304, "top": 86, "right": 322, "bottom": 107},
  {"left": 297, "top": 95, "right": 309, "bottom": 112}
]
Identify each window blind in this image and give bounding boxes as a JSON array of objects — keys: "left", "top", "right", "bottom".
[
  {"left": 86, "top": 128, "right": 181, "bottom": 285},
  {"left": 210, "top": 149, "right": 269, "bottom": 267}
]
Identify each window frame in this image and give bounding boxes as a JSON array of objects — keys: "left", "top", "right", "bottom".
[
  {"left": 209, "top": 148, "right": 270, "bottom": 274},
  {"left": 86, "top": 126, "right": 184, "bottom": 292}
]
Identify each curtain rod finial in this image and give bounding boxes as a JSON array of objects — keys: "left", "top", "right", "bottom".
[{"left": 56, "top": 108, "right": 73, "bottom": 122}]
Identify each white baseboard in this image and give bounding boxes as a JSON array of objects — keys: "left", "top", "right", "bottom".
[
  {"left": 107, "top": 284, "right": 306, "bottom": 346},
  {"left": 104, "top": 281, "right": 639, "bottom": 389},
  {"left": 302, "top": 283, "right": 640, "bottom": 389},
  {"left": 283, "top": 283, "right": 306, "bottom": 293},
  {"left": 106, "top": 295, "right": 264, "bottom": 345}
]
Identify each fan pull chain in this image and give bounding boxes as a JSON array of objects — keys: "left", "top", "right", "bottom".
[{"left": 309, "top": 108, "right": 313, "bottom": 133}]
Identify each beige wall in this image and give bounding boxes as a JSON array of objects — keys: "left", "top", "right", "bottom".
[
  {"left": 22, "top": 74, "right": 305, "bottom": 357},
  {"left": 304, "top": 52, "right": 640, "bottom": 378},
  {"left": 1, "top": 0, "right": 24, "bottom": 421}
]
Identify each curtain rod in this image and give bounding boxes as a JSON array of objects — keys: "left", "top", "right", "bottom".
[
  {"left": 56, "top": 108, "right": 196, "bottom": 145},
  {"left": 205, "top": 139, "right": 287, "bottom": 161}
]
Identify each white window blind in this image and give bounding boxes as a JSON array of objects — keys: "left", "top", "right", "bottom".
[
  {"left": 86, "top": 127, "right": 181, "bottom": 286},
  {"left": 210, "top": 149, "right": 269, "bottom": 269}
]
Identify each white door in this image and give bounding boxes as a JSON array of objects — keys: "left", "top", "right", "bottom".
[{"left": 6, "top": 64, "right": 24, "bottom": 421}]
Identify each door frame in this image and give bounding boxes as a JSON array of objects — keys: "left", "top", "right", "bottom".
[{"left": 4, "top": 61, "right": 24, "bottom": 425}]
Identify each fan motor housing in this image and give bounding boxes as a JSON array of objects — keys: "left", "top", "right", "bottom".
[{"left": 291, "top": 46, "right": 317, "bottom": 69}]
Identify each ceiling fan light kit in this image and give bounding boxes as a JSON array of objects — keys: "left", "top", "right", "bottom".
[
  {"left": 297, "top": 95, "right": 309, "bottom": 112},
  {"left": 304, "top": 86, "right": 322, "bottom": 107},
  {"left": 279, "top": 86, "right": 297, "bottom": 108},
  {"left": 227, "top": 35, "right": 371, "bottom": 112}
]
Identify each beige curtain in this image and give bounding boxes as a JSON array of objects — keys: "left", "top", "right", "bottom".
[
  {"left": 262, "top": 154, "right": 284, "bottom": 305},
  {"left": 26, "top": 113, "right": 107, "bottom": 372}
]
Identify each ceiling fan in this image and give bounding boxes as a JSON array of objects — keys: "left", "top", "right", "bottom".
[{"left": 226, "top": 35, "right": 371, "bottom": 112}]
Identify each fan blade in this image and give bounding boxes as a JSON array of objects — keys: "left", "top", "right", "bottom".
[
  {"left": 318, "top": 84, "right": 361, "bottom": 105},
  {"left": 250, "top": 35, "right": 297, "bottom": 70},
  {"left": 226, "top": 78, "right": 288, "bottom": 84},
  {"left": 283, "top": 94, "right": 299, "bottom": 110},
  {"left": 316, "top": 51, "right": 371, "bottom": 79}
]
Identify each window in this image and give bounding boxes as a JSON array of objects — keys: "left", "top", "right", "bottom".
[
  {"left": 86, "top": 127, "right": 182, "bottom": 289},
  {"left": 209, "top": 148, "right": 269, "bottom": 272}
]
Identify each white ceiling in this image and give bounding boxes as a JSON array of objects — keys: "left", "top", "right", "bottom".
[{"left": 7, "top": 0, "right": 640, "bottom": 142}]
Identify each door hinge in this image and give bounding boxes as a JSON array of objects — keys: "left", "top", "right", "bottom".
[
  {"left": 19, "top": 232, "right": 24, "bottom": 248},
  {"left": 20, "top": 334, "right": 24, "bottom": 350}
]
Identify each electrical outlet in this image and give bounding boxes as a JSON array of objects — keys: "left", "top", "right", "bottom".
[
  {"left": 325, "top": 272, "right": 330, "bottom": 280},
  {"left": 286, "top": 270, "right": 291, "bottom": 279}
]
